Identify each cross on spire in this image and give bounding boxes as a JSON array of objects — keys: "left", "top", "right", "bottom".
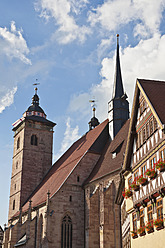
[{"left": 33, "top": 79, "right": 40, "bottom": 95}]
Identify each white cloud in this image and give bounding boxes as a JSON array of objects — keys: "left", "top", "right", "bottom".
[
  {"left": 35, "top": 0, "right": 91, "bottom": 44},
  {"left": 69, "top": 34, "right": 165, "bottom": 122},
  {"left": 88, "top": 0, "right": 165, "bottom": 38},
  {"left": 54, "top": 117, "right": 81, "bottom": 161},
  {"left": 0, "top": 87, "right": 17, "bottom": 113},
  {"left": 69, "top": 0, "right": 89, "bottom": 15},
  {"left": 0, "top": 21, "right": 31, "bottom": 64}
]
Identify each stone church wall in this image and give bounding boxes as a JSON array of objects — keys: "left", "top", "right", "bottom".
[{"left": 85, "top": 171, "right": 122, "bottom": 248}]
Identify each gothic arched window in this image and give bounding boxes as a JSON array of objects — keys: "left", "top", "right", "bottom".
[
  {"left": 31, "top": 135, "right": 38, "bottom": 146},
  {"left": 61, "top": 215, "right": 72, "bottom": 248}
]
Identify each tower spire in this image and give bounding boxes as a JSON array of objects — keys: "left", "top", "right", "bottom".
[
  {"left": 112, "top": 34, "right": 124, "bottom": 99},
  {"left": 108, "top": 34, "right": 129, "bottom": 140}
]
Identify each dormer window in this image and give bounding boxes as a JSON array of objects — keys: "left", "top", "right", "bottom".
[
  {"left": 111, "top": 141, "right": 124, "bottom": 159},
  {"left": 112, "top": 152, "right": 116, "bottom": 159},
  {"left": 31, "top": 135, "right": 38, "bottom": 146}
]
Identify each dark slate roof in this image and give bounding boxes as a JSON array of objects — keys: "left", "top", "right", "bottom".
[
  {"left": 12, "top": 119, "right": 109, "bottom": 217},
  {"left": 12, "top": 116, "right": 56, "bottom": 131},
  {"left": 25, "top": 116, "right": 56, "bottom": 127},
  {"left": 139, "top": 79, "right": 165, "bottom": 125},
  {"left": 26, "top": 104, "right": 45, "bottom": 114},
  {"left": 85, "top": 119, "right": 130, "bottom": 183}
]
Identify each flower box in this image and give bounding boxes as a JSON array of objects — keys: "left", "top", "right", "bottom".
[
  {"left": 151, "top": 192, "right": 160, "bottom": 199},
  {"left": 137, "top": 176, "right": 148, "bottom": 186},
  {"left": 156, "top": 225, "right": 164, "bottom": 231},
  {"left": 131, "top": 231, "right": 138, "bottom": 239},
  {"left": 122, "top": 188, "right": 132, "bottom": 199},
  {"left": 130, "top": 180, "right": 140, "bottom": 191},
  {"left": 153, "top": 219, "right": 164, "bottom": 230},
  {"left": 137, "top": 226, "right": 146, "bottom": 236},
  {"left": 146, "top": 221, "right": 154, "bottom": 234},
  {"left": 139, "top": 231, "right": 146, "bottom": 236},
  {"left": 145, "top": 168, "right": 157, "bottom": 179},
  {"left": 147, "top": 227, "right": 154, "bottom": 233},
  {"left": 155, "top": 159, "right": 165, "bottom": 172}
]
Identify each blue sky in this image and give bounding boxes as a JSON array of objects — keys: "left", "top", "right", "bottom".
[{"left": 1, "top": 0, "right": 165, "bottom": 227}]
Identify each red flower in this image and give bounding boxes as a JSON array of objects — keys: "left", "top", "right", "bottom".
[
  {"left": 145, "top": 168, "right": 157, "bottom": 179},
  {"left": 137, "top": 175, "right": 148, "bottom": 185},
  {"left": 153, "top": 218, "right": 164, "bottom": 227},
  {"left": 155, "top": 159, "right": 165, "bottom": 171},
  {"left": 122, "top": 188, "right": 132, "bottom": 199},
  {"left": 137, "top": 226, "right": 145, "bottom": 234},
  {"left": 145, "top": 220, "right": 154, "bottom": 230}
]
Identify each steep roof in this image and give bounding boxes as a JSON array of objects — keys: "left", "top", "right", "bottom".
[
  {"left": 123, "top": 78, "right": 165, "bottom": 172},
  {"left": 138, "top": 79, "right": 165, "bottom": 126},
  {"left": 17, "top": 119, "right": 109, "bottom": 215},
  {"left": 86, "top": 119, "right": 130, "bottom": 184}
]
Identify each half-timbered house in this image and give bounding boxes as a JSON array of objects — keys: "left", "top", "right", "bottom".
[{"left": 122, "top": 79, "right": 165, "bottom": 248}]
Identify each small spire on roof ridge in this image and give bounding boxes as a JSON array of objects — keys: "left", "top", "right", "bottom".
[
  {"left": 88, "top": 99, "right": 100, "bottom": 130},
  {"left": 32, "top": 80, "right": 40, "bottom": 105}
]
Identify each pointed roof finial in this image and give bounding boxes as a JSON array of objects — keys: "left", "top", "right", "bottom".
[
  {"left": 89, "top": 99, "right": 96, "bottom": 118},
  {"left": 88, "top": 99, "right": 100, "bottom": 130},
  {"left": 33, "top": 79, "right": 40, "bottom": 95},
  {"left": 112, "top": 34, "right": 124, "bottom": 99},
  {"left": 117, "top": 33, "right": 119, "bottom": 45},
  {"left": 32, "top": 79, "right": 40, "bottom": 105}
]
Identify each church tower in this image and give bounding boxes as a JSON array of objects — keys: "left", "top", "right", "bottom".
[
  {"left": 8, "top": 88, "right": 56, "bottom": 220},
  {"left": 108, "top": 35, "right": 129, "bottom": 139}
]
